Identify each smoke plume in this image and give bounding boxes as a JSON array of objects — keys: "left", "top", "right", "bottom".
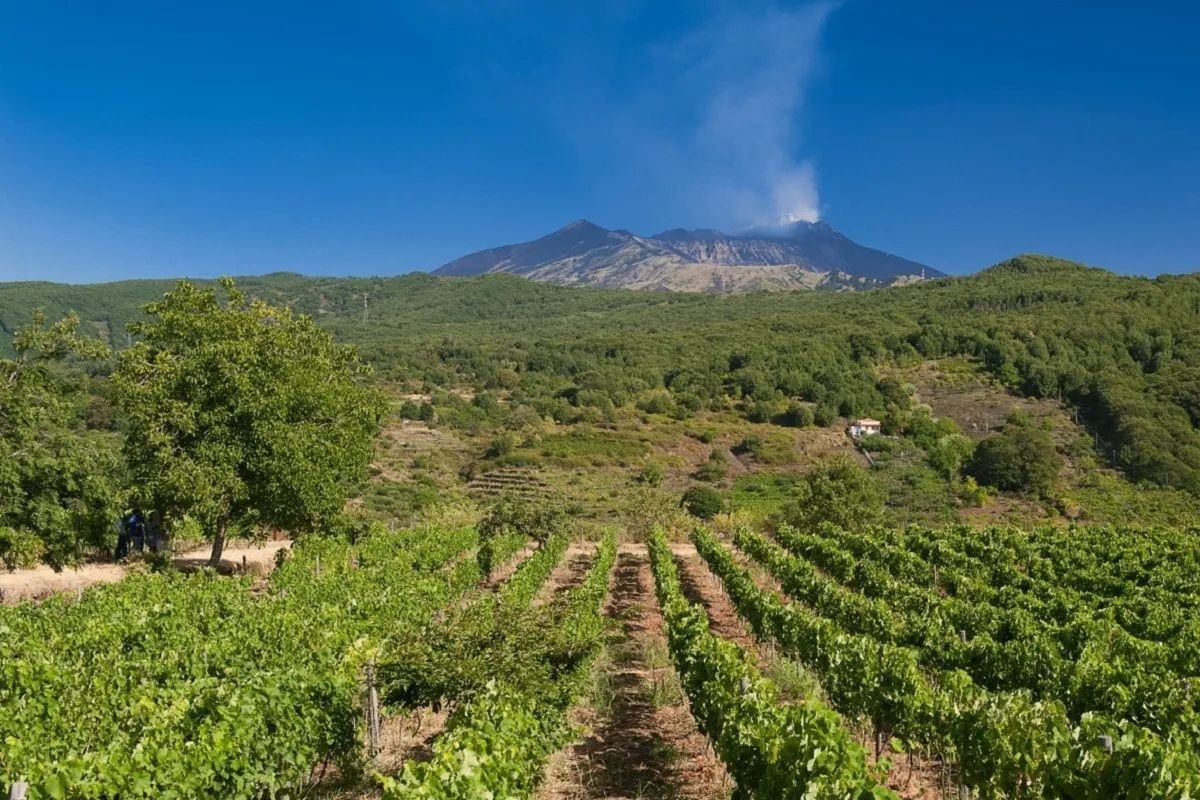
[
  {"left": 679, "top": 2, "right": 832, "bottom": 225},
  {"left": 562, "top": 1, "right": 836, "bottom": 228}
]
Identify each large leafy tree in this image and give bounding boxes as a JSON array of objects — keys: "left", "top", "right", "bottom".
[
  {"left": 112, "top": 279, "right": 387, "bottom": 565},
  {"left": 783, "top": 455, "right": 883, "bottom": 531},
  {"left": 967, "top": 424, "right": 1062, "bottom": 496},
  {"left": 0, "top": 311, "right": 119, "bottom": 569}
]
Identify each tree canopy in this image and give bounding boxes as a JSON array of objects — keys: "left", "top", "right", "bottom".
[
  {"left": 112, "top": 279, "right": 387, "bottom": 565},
  {"left": 783, "top": 456, "right": 884, "bottom": 531},
  {"left": 0, "top": 311, "right": 119, "bottom": 568},
  {"left": 967, "top": 424, "right": 1062, "bottom": 496}
]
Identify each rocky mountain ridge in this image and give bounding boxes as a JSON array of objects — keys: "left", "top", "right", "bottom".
[{"left": 433, "top": 219, "right": 939, "bottom": 292}]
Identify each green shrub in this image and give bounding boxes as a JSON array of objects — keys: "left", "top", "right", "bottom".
[
  {"left": 743, "top": 399, "right": 778, "bottom": 424},
  {"left": 813, "top": 403, "right": 838, "bottom": 427},
  {"left": 781, "top": 456, "right": 882, "bottom": 530},
  {"left": 637, "top": 462, "right": 665, "bottom": 487},
  {"left": 681, "top": 485, "right": 724, "bottom": 520},
  {"left": 732, "top": 434, "right": 765, "bottom": 459},
  {"left": 967, "top": 425, "right": 1061, "bottom": 495},
  {"left": 926, "top": 433, "right": 976, "bottom": 479},
  {"left": 780, "top": 402, "right": 815, "bottom": 428},
  {"left": 485, "top": 432, "right": 519, "bottom": 458},
  {"left": 398, "top": 400, "right": 422, "bottom": 420},
  {"left": 695, "top": 449, "right": 728, "bottom": 482}
]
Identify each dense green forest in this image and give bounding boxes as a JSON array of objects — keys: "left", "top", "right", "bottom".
[{"left": 5, "top": 254, "right": 1198, "bottom": 495}]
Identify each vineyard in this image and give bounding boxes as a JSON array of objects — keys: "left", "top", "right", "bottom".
[{"left": 2, "top": 518, "right": 1198, "bottom": 799}]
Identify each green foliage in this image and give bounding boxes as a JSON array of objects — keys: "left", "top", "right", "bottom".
[
  {"left": 636, "top": 461, "right": 665, "bottom": 487},
  {"left": 398, "top": 399, "right": 422, "bottom": 420},
  {"left": 477, "top": 495, "right": 569, "bottom": 549},
  {"left": 535, "top": 430, "right": 648, "bottom": 464},
  {"left": 781, "top": 402, "right": 815, "bottom": 428},
  {"left": 729, "top": 473, "right": 801, "bottom": 518},
  {"left": 926, "top": 433, "right": 976, "bottom": 479},
  {"left": 112, "top": 279, "right": 387, "bottom": 564},
  {"left": 732, "top": 433, "right": 766, "bottom": 459},
  {"left": 903, "top": 408, "right": 963, "bottom": 450},
  {"left": 783, "top": 456, "right": 883, "bottom": 531},
  {"left": 0, "top": 310, "right": 120, "bottom": 568},
  {"left": 742, "top": 398, "right": 780, "bottom": 424},
  {"left": 694, "top": 448, "right": 728, "bottom": 482},
  {"left": 0, "top": 524, "right": 481, "bottom": 798},
  {"left": 958, "top": 475, "right": 991, "bottom": 506},
  {"left": 967, "top": 424, "right": 1062, "bottom": 495},
  {"left": 813, "top": 402, "right": 839, "bottom": 428},
  {"left": 475, "top": 530, "right": 526, "bottom": 578},
  {"left": 381, "top": 533, "right": 617, "bottom": 800},
  {"left": 732, "top": 524, "right": 1200, "bottom": 797},
  {"left": 485, "top": 431, "right": 519, "bottom": 458},
  {"left": 12, "top": 254, "right": 1200, "bottom": 494},
  {"left": 681, "top": 485, "right": 724, "bottom": 520},
  {"left": 877, "top": 463, "right": 960, "bottom": 524},
  {"left": 647, "top": 527, "right": 898, "bottom": 798}
]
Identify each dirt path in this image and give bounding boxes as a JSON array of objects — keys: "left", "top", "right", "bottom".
[
  {"left": 481, "top": 543, "right": 538, "bottom": 591},
  {"left": 671, "top": 547, "right": 757, "bottom": 651},
  {"left": 534, "top": 542, "right": 598, "bottom": 607},
  {"left": 0, "top": 540, "right": 292, "bottom": 604},
  {"left": 538, "top": 543, "right": 730, "bottom": 800}
]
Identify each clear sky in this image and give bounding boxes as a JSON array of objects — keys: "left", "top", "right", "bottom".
[{"left": 1, "top": 1, "right": 1196, "bottom": 283}]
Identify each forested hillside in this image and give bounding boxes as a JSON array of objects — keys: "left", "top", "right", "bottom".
[{"left": 3, "top": 254, "right": 1200, "bottom": 494}]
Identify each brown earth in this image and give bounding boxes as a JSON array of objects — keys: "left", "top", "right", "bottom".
[
  {"left": 534, "top": 542, "right": 599, "bottom": 607},
  {"left": 671, "top": 548, "right": 756, "bottom": 652},
  {"left": 0, "top": 540, "right": 292, "bottom": 604}
]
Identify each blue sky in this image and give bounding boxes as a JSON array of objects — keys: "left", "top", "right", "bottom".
[{"left": 1, "top": 0, "right": 1197, "bottom": 283}]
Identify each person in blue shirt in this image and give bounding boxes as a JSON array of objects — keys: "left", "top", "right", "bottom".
[{"left": 124, "top": 509, "right": 147, "bottom": 556}]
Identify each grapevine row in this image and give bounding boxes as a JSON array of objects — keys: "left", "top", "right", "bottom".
[
  {"left": 723, "top": 527, "right": 1200, "bottom": 798},
  {"left": 769, "top": 524, "right": 1200, "bottom": 739},
  {"left": 647, "top": 527, "right": 897, "bottom": 799},
  {"left": 381, "top": 532, "right": 617, "bottom": 799},
  {"left": 0, "top": 524, "right": 480, "bottom": 799}
]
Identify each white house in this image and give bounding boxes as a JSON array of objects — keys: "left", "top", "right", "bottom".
[{"left": 849, "top": 418, "right": 881, "bottom": 437}]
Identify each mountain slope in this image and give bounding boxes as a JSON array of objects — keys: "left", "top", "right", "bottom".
[{"left": 433, "top": 219, "right": 940, "bottom": 292}]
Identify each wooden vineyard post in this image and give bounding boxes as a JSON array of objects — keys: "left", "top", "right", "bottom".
[
  {"left": 242, "top": 554, "right": 247, "bottom": 573},
  {"left": 365, "top": 660, "right": 382, "bottom": 760},
  {"left": 315, "top": 555, "right": 321, "bottom": 580},
  {"left": 9, "top": 782, "right": 29, "bottom": 800}
]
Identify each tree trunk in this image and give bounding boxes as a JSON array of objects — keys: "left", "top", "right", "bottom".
[{"left": 208, "top": 521, "right": 227, "bottom": 568}]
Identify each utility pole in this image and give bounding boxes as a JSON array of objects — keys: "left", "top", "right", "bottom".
[{"left": 363, "top": 295, "right": 369, "bottom": 324}]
